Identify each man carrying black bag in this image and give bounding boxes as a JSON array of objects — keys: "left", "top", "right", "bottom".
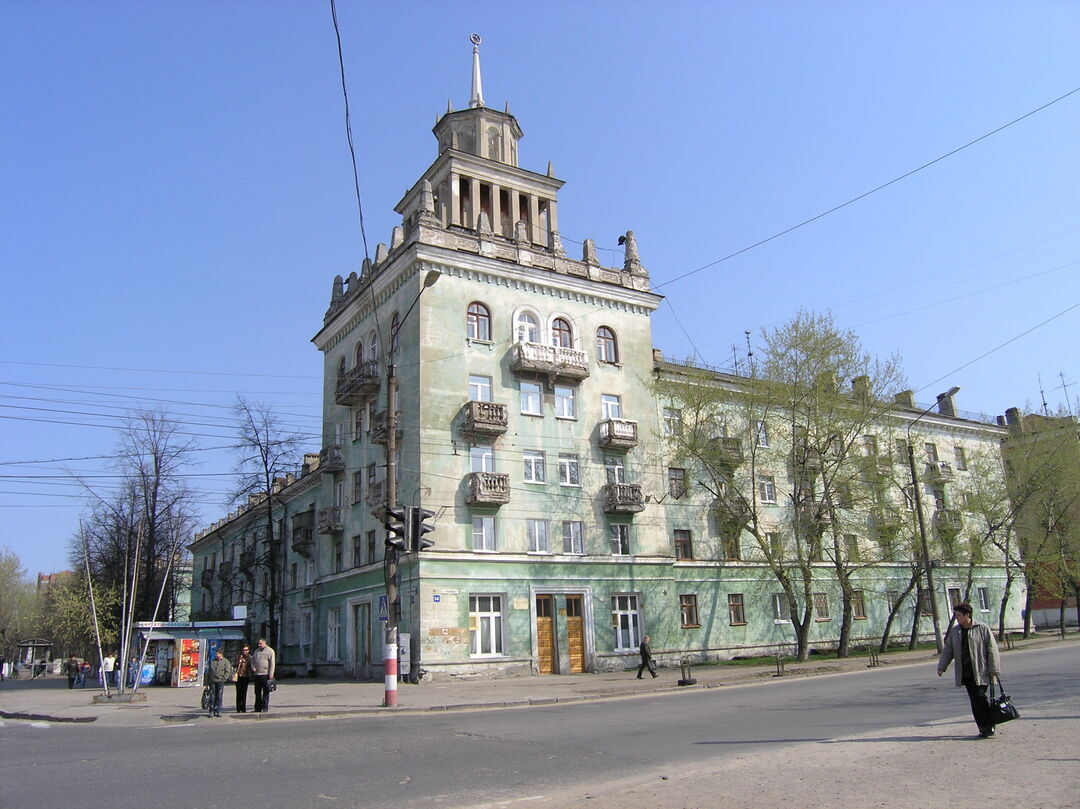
[{"left": 937, "top": 602, "right": 1001, "bottom": 738}]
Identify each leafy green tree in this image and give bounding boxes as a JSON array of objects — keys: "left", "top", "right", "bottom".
[{"left": 0, "top": 548, "right": 37, "bottom": 658}]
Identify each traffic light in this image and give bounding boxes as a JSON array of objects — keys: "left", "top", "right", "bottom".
[
  {"left": 411, "top": 507, "right": 436, "bottom": 552},
  {"left": 382, "top": 506, "right": 409, "bottom": 551}
]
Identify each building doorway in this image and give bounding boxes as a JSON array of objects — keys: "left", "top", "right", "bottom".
[
  {"left": 565, "top": 595, "right": 585, "bottom": 673},
  {"left": 353, "top": 603, "right": 371, "bottom": 680},
  {"left": 536, "top": 595, "right": 555, "bottom": 674}
]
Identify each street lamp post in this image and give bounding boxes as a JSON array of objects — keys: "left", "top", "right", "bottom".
[
  {"left": 381, "top": 269, "right": 440, "bottom": 707},
  {"left": 905, "top": 385, "right": 958, "bottom": 654}
]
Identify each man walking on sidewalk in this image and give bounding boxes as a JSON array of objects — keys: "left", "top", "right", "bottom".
[
  {"left": 637, "top": 635, "right": 657, "bottom": 679},
  {"left": 250, "top": 637, "right": 276, "bottom": 713},
  {"left": 938, "top": 602, "right": 1001, "bottom": 738}
]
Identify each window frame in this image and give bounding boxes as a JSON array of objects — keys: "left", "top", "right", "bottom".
[
  {"left": 728, "top": 593, "right": 746, "bottom": 625},
  {"left": 469, "top": 594, "right": 505, "bottom": 657},
  {"left": 852, "top": 590, "right": 867, "bottom": 619},
  {"left": 758, "top": 475, "right": 777, "bottom": 504},
  {"left": 526, "top": 519, "right": 550, "bottom": 554},
  {"left": 610, "top": 594, "right": 642, "bottom": 652},
  {"left": 596, "top": 326, "right": 619, "bottom": 364},
  {"left": 600, "top": 393, "right": 622, "bottom": 420},
  {"left": 562, "top": 520, "right": 584, "bottom": 554},
  {"left": 520, "top": 381, "right": 542, "bottom": 416},
  {"left": 813, "top": 592, "right": 831, "bottom": 621},
  {"left": 610, "top": 523, "right": 631, "bottom": 556},
  {"left": 469, "top": 374, "right": 493, "bottom": 403},
  {"left": 771, "top": 593, "right": 789, "bottom": 623},
  {"left": 558, "top": 454, "right": 580, "bottom": 487},
  {"left": 472, "top": 516, "right": 497, "bottom": 552},
  {"left": 673, "top": 529, "right": 694, "bottom": 561},
  {"left": 667, "top": 467, "right": 687, "bottom": 499},
  {"left": 680, "top": 594, "right": 700, "bottom": 628},
  {"left": 523, "top": 450, "right": 546, "bottom": 484},
  {"left": 554, "top": 385, "right": 576, "bottom": 419},
  {"left": 977, "top": 586, "right": 991, "bottom": 612},
  {"left": 551, "top": 317, "right": 573, "bottom": 348},
  {"left": 467, "top": 302, "right": 492, "bottom": 342},
  {"left": 470, "top": 445, "right": 494, "bottom": 474}
]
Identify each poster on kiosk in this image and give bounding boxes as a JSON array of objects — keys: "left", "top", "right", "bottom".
[{"left": 175, "top": 638, "right": 201, "bottom": 687}]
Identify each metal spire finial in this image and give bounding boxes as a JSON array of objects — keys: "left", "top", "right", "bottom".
[{"left": 469, "top": 33, "right": 484, "bottom": 109}]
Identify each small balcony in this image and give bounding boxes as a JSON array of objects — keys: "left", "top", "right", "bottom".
[
  {"left": 364, "top": 480, "right": 385, "bottom": 506},
  {"left": 598, "top": 418, "right": 638, "bottom": 450},
  {"left": 859, "top": 455, "right": 892, "bottom": 478},
  {"left": 217, "top": 560, "right": 234, "bottom": 581},
  {"left": 462, "top": 400, "right": 508, "bottom": 436},
  {"left": 317, "top": 506, "right": 343, "bottom": 534},
  {"left": 238, "top": 549, "right": 256, "bottom": 571},
  {"left": 369, "top": 411, "right": 401, "bottom": 446},
  {"left": 335, "top": 360, "right": 381, "bottom": 405},
  {"left": 200, "top": 568, "right": 216, "bottom": 588},
  {"left": 602, "top": 483, "right": 645, "bottom": 514},
  {"left": 319, "top": 445, "right": 344, "bottom": 473},
  {"left": 508, "top": 341, "right": 589, "bottom": 381},
  {"left": 291, "top": 527, "right": 314, "bottom": 558},
  {"left": 707, "top": 436, "right": 744, "bottom": 468},
  {"left": 713, "top": 492, "right": 751, "bottom": 528},
  {"left": 869, "top": 508, "right": 902, "bottom": 534},
  {"left": 933, "top": 508, "right": 963, "bottom": 535},
  {"left": 793, "top": 441, "right": 824, "bottom": 471},
  {"left": 466, "top": 472, "right": 511, "bottom": 506},
  {"left": 925, "top": 461, "right": 955, "bottom": 483},
  {"left": 796, "top": 499, "right": 830, "bottom": 533}
]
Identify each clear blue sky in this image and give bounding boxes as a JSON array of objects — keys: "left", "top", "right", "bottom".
[{"left": 3, "top": 1, "right": 1079, "bottom": 575}]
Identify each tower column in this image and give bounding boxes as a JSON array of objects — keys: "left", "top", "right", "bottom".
[
  {"left": 450, "top": 172, "right": 461, "bottom": 227},
  {"left": 470, "top": 177, "right": 482, "bottom": 230},
  {"left": 491, "top": 183, "right": 503, "bottom": 237},
  {"left": 510, "top": 191, "right": 521, "bottom": 234},
  {"left": 528, "top": 195, "right": 541, "bottom": 245}
]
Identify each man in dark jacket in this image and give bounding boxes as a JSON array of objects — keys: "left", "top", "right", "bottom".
[
  {"left": 637, "top": 635, "right": 657, "bottom": 679},
  {"left": 203, "top": 649, "right": 234, "bottom": 717},
  {"left": 937, "top": 602, "right": 1001, "bottom": 738}
]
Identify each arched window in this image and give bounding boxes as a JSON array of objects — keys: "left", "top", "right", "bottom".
[
  {"left": 551, "top": 318, "right": 573, "bottom": 348},
  {"left": 486, "top": 127, "right": 502, "bottom": 161},
  {"left": 467, "top": 302, "right": 491, "bottom": 341},
  {"left": 390, "top": 312, "right": 401, "bottom": 354},
  {"left": 355, "top": 341, "right": 365, "bottom": 366},
  {"left": 515, "top": 311, "right": 540, "bottom": 343},
  {"left": 368, "top": 331, "right": 379, "bottom": 364},
  {"left": 338, "top": 356, "right": 347, "bottom": 377},
  {"left": 596, "top": 326, "right": 619, "bottom": 364}
]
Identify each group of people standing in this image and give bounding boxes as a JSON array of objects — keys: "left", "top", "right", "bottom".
[{"left": 203, "top": 638, "right": 275, "bottom": 717}]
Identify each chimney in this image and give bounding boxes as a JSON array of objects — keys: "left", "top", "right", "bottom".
[
  {"left": 894, "top": 390, "right": 915, "bottom": 409},
  {"left": 936, "top": 390, "right": 957, "bottom": 417},
  {"left": 851, "top": 375, "right": 870, "bottom": 399},
  {"left": 1004, "top": 407, "right": 1023, "bottom": 431}
]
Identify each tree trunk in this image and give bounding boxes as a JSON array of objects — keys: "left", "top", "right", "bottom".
[
  {"left": 997, "top": 570, "right": 1013, "bottom": 641},
  {"left": 879, "top": 568, "right": 919, "bottom": 653},
  {"left": 1023, "top": 586, "right": 1033, "bottom": 637}
]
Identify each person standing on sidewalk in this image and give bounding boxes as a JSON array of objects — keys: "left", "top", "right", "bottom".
[
  {"left": 203, "top": 649, "right": 234, "bottom": 717},
  {"left": 102, "top": 652, "right": 116, "bottom": 688},
  {"left": 250, "top": 637, "right": 276, "bottom": 713},
  {"left": 65, "top": 655, "right": 80, "bottom": 689},
  {"left": 937, "top": 602, "right": 1001, "bottom": 738},
  {"left": 233, "top": 644, "right": 252, "bottom": 713},
  {"left": 637, "top": 635, "right": 657, "bottom": 679}
]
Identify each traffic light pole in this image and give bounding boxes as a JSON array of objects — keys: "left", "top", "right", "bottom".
[{"left": 383, "top": 358, "right": 400, "bottom": 707}]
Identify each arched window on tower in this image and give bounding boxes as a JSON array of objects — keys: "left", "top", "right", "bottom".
[
  {"left": 486, "top": 127, "right": 502, "bottom": 162},
  {"left": 596, "top": 326, "right": 619, "bottom": 364},
  {"left": 338, "top": 356, "right": 347, "bottom": 378},
  {"left": 467, "top": 302, "right": 491, "bottom": 341},
  {"left": 551, "top": 318, "right": 573, "bottom": 349},
  {"left": 355, "top": 341, "right": 365, "bottom": 367},
  {"left": 516, "top": 311, "right": 540, "bottom": 344}
]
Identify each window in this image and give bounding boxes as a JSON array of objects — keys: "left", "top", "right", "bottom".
[
  {"left": 352, "top": 471, "right": 363, "bottom": 504},
  {"left": 663, "top": 407, "right": 683, "bottom": 437},
  {"left": 596, "top": 326, "right": 618, "bottom": 363},
  {"left": 924, "top": 443, "right": 939, "bottom": 464},
  {"left": 520, "top": 381, "right": 542, "bottom": 415},
  {"left": 932, "top": 488, "right": 946, "bottom": 511},
  {"left": 515, "top": 310, "right": 540, "bottom": 343},
  {"left": 600, "top": 394, "right": 622, "bottom": 419},
  {"left": 767, "top": 531, "right": 783, "bottom": 560},
  {"left": 885, "top": 590, "right": 900, "bottom": 614},
  {"left": 977, "top": 586, "right": 991, "bottom": 611},
  {"left": 668, "top": 467, "right": 687, "bottom": 499},
  {"left": 352, "top": 534, "right": 363, "bottom": 567},
  {"left": 354, "top": 341, "right": 365, "bottom": 365},
  {"left": 333, "top": 539, "right": 343, "bottom": 574},
  {"left": 290, "top": 562, "right": 298, "bottom": 590},
  {"left": 680, "top": 594, "right": 700, "bottom": 628},
  {"left": 558, "top": 454, "right": 580, "bottom": 486},
  {"left": 954, "top": 446, "right": 968, "bottom": 471},
  {"left": 551, "top": 317, "right": 573, "bottom": 348},
  {"left": 947, "top": 587, "right": 963, "bottom": 608},
  {"left": 835, "top": 482, "right": 853, "bottom": 509},
  {"left": 327, "top": 607, "right": 341, "bottom": 662},
  {"left": 610, "top": 524, "right": 631, "bottom": 555},
  {"left": 469, "top": 375, "right": 493, "bottom": 402},
  {"left": 611, "top": 594, "right": 641, "bottom": 651},
  {"left": 674, "top": 529, "right": 694, "bottom": 560},
  {"left": 471, "top": 445, "right": 494, "bottom": 473},
  {"left": 813, "top": 592, "right": 831, "bottom": 621},
  {"left": 771, "top": 593, "right": 789, "bottom": 622},
  {"left": 526, "top": 519, "right": 550, "bottom": 553},
  {"left": 852, "top": 590, "right": 867, "bottom": 619},
  {"left": 390, "top": 312, "right": 400, "bottom": 354},
  {"left": 353, "top": 408, "right": 364, "bottom": 441},
  {"left": 368, "top": 331, "right": 379, "bottom": 364},
  {"left": 562, "top": 521, "right": 584, "bottom": 554},
  {"left": 367, "top": 530, "right": 377, "bottom": 564},
  {"left": 523, "top": 450, "right": 546, "bottom": 483},
  {"left": 756, "top": 420, "right": 770, "bottom": 448},
  {"left": 554, "top": 385, "right": 576, "bottom": 418},
  {"left": 604, "top": 455, "right": 626, "bottom": 484},
  {"left": 861, "top": 435, "right": 879, "bottom": 456},
  {"left": 472, "top": 516, "right": 496, "bottom": 551},
  {"left": 721, "top": 531, "right": 740, "bottom": 561},
  {"left": 728, "top": 593, "right": 746, "bottom": 625},
  {"left": 758, "top": 475, "right": 777, "bottom": 503},
  {"left": 918, "top": 588, "right": 933, "bottom": 616},
  {"left": 469, "top": 595, "right": 504, "bottom": 656},
  {"left": 467, "top": 302, "right": 491, "bottom": 341},
  {"left": 844, "top": 534, "right": 860, "bottom": 563}
]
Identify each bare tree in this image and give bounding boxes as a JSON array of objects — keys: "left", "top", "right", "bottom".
[{"left": 0, "top": 547, "right": 37, "bottom": 659}]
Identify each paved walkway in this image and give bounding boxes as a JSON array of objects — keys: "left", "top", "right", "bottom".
[{"left": 1, "top": 633, "right": 1074, "bottom": 728}]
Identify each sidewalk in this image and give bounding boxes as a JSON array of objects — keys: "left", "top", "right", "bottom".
[{"left": 1, "top": 633, "right": 1073, "bottom": 728}]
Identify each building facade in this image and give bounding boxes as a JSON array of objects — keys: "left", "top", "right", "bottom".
[{"left": 190, "top": 49, "right": 1025, "bottom": 679}]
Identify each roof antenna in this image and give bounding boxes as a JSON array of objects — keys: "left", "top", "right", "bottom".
[
  {"left": 469, "top": 33, "right": 484, "bottom": 109},
  {"left": 1038, "top": 373, "right": 1049, "bottom": 415}
]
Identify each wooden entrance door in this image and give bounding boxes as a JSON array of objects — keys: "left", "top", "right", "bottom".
[
  {"left": 353, "top": 603, "right": 371, "bottom": 680},
  {"left": 566, "top": 596, "right": 585, "bottom": 673},
  {"left": 536, "top": 595, "right": 555, "bottom": 674}
]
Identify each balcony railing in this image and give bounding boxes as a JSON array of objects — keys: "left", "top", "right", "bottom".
[
  {"left": 462, "top": 400, "right": 508, "bottom": 435},
  {"left": 466, "top": 472, "right": 511, "bottom": 506},
  {"left": 335, "top": 360, "right": 381, "bottom": 405},
  {"left": 291, "top": 527, "right": 314, "bottom": 558},
  {"left": 602, "top": 483, "right": 645, "bottom": 514},
  {"left": 364, "top": 480, "right": 385, "bottom": 506},
  {"left": 933, "top": 508, "right": 963, "bottom": 534},
  {"left": 707, "top": 436, "right": 744, "bottom": 467},
  {"left": 598, "top": 418, "right": 638, "bottom": 450},
  {"left": 200, "top": 568, "right": 215, "bottom": 588},
  {"left": 238, "top": 550, "right": 256, "bottom": 571},
  {"left": 217, "top": 560, "right": 234, "bottom": 581},
  {"left": 368, "top": 411, "right": 401, "bottom": 446},
  {"left": 508, "top": 341, "right": 589, "bottom": 381},
  {"left": 869, "top": 508, "right": 902, "bottom": 534},
  {"left": 713, "top": 492, "right": 752, "bottom": 528},
  {"left": 796, "top": 499, "right": 830, "bottom": 533},
  {"left": 925, "top": 461, "right": 955, "bottom": 483},
  {"left": 317, "top": 506, "right": 343, "bottom": 534},
  {"left": 319, "top": 445, "right": 344, "bottom": 473}
]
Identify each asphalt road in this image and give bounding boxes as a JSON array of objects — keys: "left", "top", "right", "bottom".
[{"left": 1, "top": 644, "right": 1076, "bottom": 809}]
